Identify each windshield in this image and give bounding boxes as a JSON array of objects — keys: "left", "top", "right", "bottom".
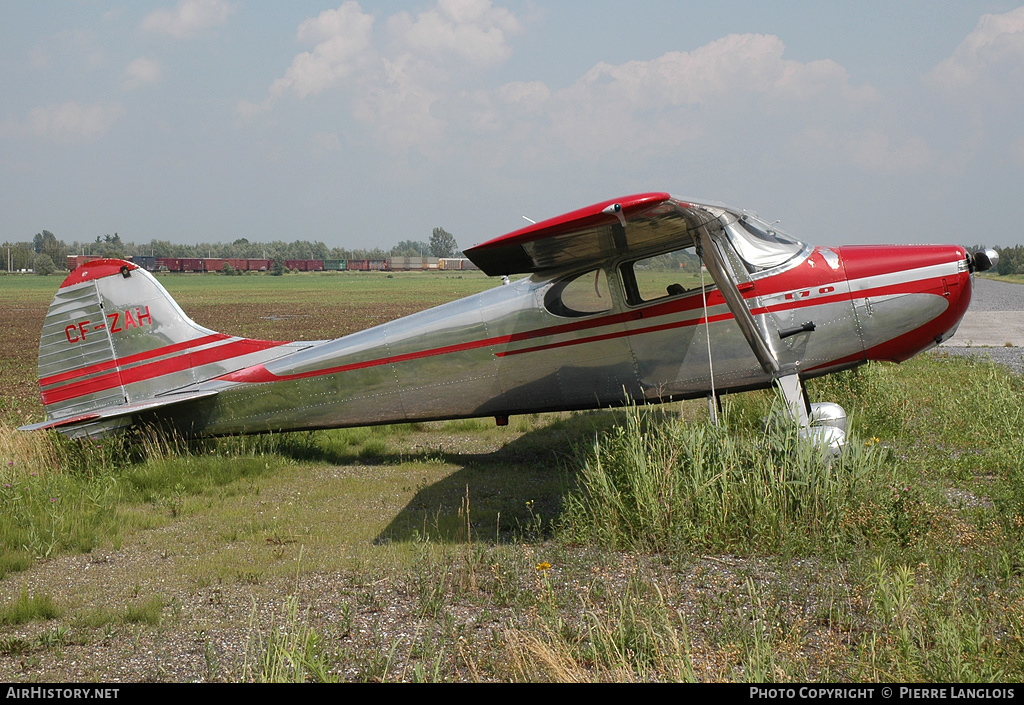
[{"left": 722, "top": 213, "right": 806, "bottom": 272}]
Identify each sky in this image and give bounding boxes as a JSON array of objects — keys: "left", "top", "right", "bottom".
[{"left": 2, "top": 0, "right": 1023, "bottom": 252}]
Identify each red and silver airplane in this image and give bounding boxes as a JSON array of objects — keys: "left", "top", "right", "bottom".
[{"left": 21, "top": 193, "right": 996, "bottom": 448}]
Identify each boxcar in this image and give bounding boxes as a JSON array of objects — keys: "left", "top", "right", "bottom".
[
  {"left": 67, "top": 255, "right": 102, "bottom": 271},
  {"left": 131, "top": 256, "right": 158, "bottom": 271},
  {"left": 284, "top": 259, "right": 325, "bottom": 272}
]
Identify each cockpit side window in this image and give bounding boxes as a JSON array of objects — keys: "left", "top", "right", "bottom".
[
  {"left": 620, "top": 245, "right": 708, "bottom": 305},
  {"left": 544, "top": 268, "right": 613, "bottom": 317}
]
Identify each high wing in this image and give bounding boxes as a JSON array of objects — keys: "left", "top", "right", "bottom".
[
  {"left": 466, "top": 193, "right": 780, "bottom": 372},
  {"left": 465, "top": 192, "right": 820, "bottom": 426},
  {"left": 464, "top": 193, "right": 721, "bottom": 276}
]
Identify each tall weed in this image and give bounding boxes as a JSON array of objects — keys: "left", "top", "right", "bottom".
[
  {"left": 558, "top": 406, "right": 893, "bottom": 555},
  {"left": 241, "top": 594, "right": 336, "bottom": 683}
]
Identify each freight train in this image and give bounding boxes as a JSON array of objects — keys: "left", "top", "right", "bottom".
[{"left": 65, "top": 255, "right": 478, "bottom": 273}]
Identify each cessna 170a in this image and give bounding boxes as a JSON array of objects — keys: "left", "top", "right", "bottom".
[{"left": 21, "top": 193, "right": 996, "bottom": 448}]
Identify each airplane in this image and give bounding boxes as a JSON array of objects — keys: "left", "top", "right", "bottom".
[{"left": 20, "top": 192, "right": 997, "bottom": 450}]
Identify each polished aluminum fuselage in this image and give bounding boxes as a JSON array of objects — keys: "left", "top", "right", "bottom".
[
  {"left": 30, "top": 200, "right": 973, "bottom": 439},
  {"left": 172, "top": 242, "right": 971, "bottom": 436}
]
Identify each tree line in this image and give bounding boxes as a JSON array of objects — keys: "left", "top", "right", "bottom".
[
  {"left": 1, "top": 227, "right": 460, "bottom": 274},
  {"left": 11, "top": 228, "right": 1022, "bottom": 277},
  {"left": 991, "top": 245, "right": 1024, "bottom": 276}
]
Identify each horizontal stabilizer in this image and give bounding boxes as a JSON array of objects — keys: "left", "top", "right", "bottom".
[{"left": 19, "top": 389, "right": 219, "bottom": 432}]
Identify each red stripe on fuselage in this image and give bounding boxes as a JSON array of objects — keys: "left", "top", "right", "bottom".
[
  {"left": 220, "top": 267, "right": 961, "bottom": 385},
  {"left": 501, "top": 273, "right": 957, "bottom": 358},
  {"left": 39, "top": 333, "right": 231, "bottom": 388},
  {"left": 496, "top": 312, "right": 737, "bottom": 358},
  {"left": 42, "top": 338, "right": 288, "bottom": 405}
]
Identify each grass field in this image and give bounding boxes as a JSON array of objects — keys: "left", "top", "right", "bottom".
[
  {"left": 1, "top": 270, "right": 1022, "bottom": 682},
  {"left": 980, "top": 272, "right": 1024, "bottom": 285}
]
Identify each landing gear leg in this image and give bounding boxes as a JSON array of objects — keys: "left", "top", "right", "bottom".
[
  {"left": 774, "top": 373, "right": 846, "bottom": 455},
  {"left": 775, "top": 373, "right": 810, "bottom": 428}
]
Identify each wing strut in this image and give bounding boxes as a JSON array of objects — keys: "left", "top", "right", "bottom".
[
  {"left": 693, "top": 222, "right": 813, "bottom": 429},
  {"left": 690, "top": 216, "right": 847, "bottom": 451},
  {"left": 694, "top": 225, "right": 780, "bottom": 377},
  {"left": 774, "top": 373, "right": 810, "bottom": 427}
]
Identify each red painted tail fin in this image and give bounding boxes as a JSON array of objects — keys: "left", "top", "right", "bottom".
[{"left": 23, "top": 259, "right": 296, "bottom": 437}]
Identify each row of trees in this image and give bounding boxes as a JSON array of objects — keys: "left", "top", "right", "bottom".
[
  {"left": 991, "top": 245, "right": 1024, "bottom": 276},
  {"left": 9, "top": 231, "right": 1024, "bottom": 277},
  {"left": 2, "top": 227, "right": 461, "bottom": 274}
]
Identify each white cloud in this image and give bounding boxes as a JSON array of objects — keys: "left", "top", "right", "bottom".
[
  {"left": 1, "top": 101, "right": 125, "bottom": 142},
  {"left": 926, "top": 6, "right": 1024, "bottom": 96},
  {"left": 140, "top": 0, "right": 237, "bottom": 39},
  {"left": 244, "top": 13, "right": 883, "bottom": 166},
  {"left": 351, "top": 56, "right": 446, "bottom": 154},
  {"left": 568, "top": 34, "right": 874, "bottom": 110},
  {"left": 495, "top": 81, "right": 550, "bottom": 110},
  {"left": 122, "top": 57, "right": 162, "bottom": 90},
  {"left": 478, "top": 33, "right": 877, "bottom": 162},
  {"left": 387, "top": 0, "right": 521, "bottom": 68},
  {"left": 268, "top": 2, "right": 376, "bottom": 101},
  {"left": 461, "top": 80, "right": 550, "bottom": 134},
  {"left": 244, "top": 0, "right": 522, "bottom": 149}
]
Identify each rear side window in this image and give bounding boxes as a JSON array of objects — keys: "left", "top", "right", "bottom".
[{"left": 544, "top": 268, "right": 613, "bottom": 317}]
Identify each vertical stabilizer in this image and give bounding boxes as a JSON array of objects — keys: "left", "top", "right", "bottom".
[{"left": 29, "top": 259, "right": 296, "bottom": 435}]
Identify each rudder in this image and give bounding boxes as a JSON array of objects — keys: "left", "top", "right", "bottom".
[
  {"left": 26, "top": 259, "right": 295, "bottom": 437},
  {"left": 35, "top": 260, "right": 222, "bottom": 424}
]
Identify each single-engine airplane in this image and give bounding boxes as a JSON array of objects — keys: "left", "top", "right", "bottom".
[{"left": 21, "top": 193, "right": 997, "bottom": 449}]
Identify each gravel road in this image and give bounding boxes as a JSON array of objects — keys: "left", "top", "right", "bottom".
[{"left": 938, "top": 277, "right": 1024, "bottom": 375}]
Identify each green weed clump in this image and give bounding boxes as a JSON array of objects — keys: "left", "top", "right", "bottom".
[
  {"left": 557, "top": 406, "right": 894, "bottom": 555},
  {"left": 241, "top": 595, "right": 337, "bottom": 683},
  {"left": 0, "top": 588, "right": 61, "bottom": 625},
  {"left": 1, "top": 425, "right": 134, "bottom": 566},
  {"left": 854, "top": 556, "right": 1018, "bottom": 682},
  {"left": 813, "top": 355, "right": 1024, "bottom": 458}
]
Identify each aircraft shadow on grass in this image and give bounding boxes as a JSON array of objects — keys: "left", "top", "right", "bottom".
[{"left": 263, "top": 410, "right": 629, "bottom": 545}]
